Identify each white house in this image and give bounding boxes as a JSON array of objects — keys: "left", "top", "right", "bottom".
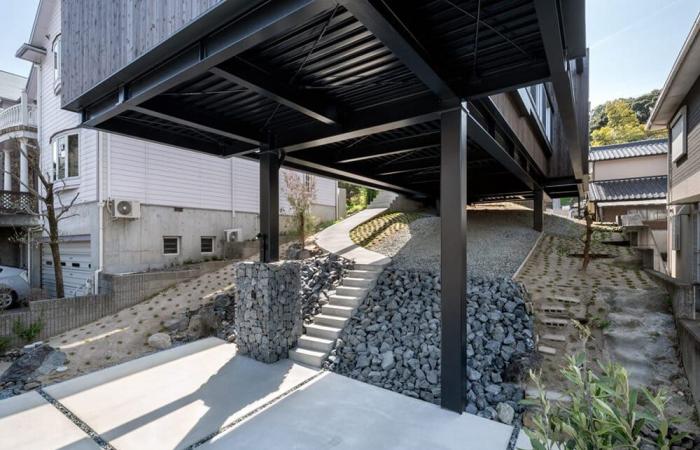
[{"left": 16, "top": 0, "right": 338, "bottom": 297}]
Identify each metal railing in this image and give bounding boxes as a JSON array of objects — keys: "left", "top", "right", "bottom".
[
  {"left": 0, "top": 190, "right": 35, "bottom": 213},
  {"left": 0, "top": 103, "right": 37, "bottom": 131}
]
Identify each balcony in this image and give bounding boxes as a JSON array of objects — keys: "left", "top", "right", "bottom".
[
  {"left": 0, "top": 102, "right": 37, "bottom": 134},
  {"left": 0, "top": 190, "right": 35, "bottom": 214}
]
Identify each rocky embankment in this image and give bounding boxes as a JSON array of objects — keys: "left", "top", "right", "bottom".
[{"left": 326, "top": 268, "right": 535, "bottom": 424}]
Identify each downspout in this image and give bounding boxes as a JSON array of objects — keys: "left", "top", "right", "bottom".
[{"left": 94, "top": 132, "right": 105, "bottom": 294}]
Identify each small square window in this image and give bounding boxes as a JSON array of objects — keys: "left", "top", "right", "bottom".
[
  {"left": 163, "top": 237, "right": 180, "bottom": 255},
  {"left": 201, "top": 237, "right": 214, "bottom": 253}
]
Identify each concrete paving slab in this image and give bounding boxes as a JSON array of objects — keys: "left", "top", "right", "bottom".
[
  {"left": 202, "top": 372, "right": 519, "bottom": 450},
  {"left": 45, "top": 338, "right": 319, "bottom": 450},
  {"left": 0, "top": 391, "right": 100, "bottom": 450}
]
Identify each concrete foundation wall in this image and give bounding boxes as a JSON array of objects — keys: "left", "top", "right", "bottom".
[
  {"left": 679, "top": 320, "right": 700, "bottom": 418},
  {"left": 103, "top": 204, "right": 234, "bottom": 273}
]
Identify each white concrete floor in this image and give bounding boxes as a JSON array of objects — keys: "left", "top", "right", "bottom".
[
  {"left": 0, "top": 338, "right": 530, "bottom": 449},
  {"left": 0, "top": 391, "right": 100, "bottom": 450}
]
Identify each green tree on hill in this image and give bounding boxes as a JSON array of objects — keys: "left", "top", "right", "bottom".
[{"left": 590, "top": 97, "right": 665, "bottom": 146}]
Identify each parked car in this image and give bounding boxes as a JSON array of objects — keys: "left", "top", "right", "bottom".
[{"left": 0, "top": 266, "right": 30, "bottom": 309}]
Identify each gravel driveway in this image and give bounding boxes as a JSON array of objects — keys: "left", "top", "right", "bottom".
[{"left": 372, "top": 209, "right": 583, "bottom": 278}]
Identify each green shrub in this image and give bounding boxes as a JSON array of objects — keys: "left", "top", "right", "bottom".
[
  {"left": 0, "top": 336, "right": 11, "bottom": 354},
  {"left": 12, "top": 318, "right": 43, "bottom": 343},
  {"left": 523, "top": 326, "right": 686, "bottom": 450}
]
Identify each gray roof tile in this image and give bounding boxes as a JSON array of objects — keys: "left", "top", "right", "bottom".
[
  {"left": 589, "top": 176, "right": 667, "bottom": 202},
  {"left": 589, "top": 139, "right": 667, "bottom": 161}
]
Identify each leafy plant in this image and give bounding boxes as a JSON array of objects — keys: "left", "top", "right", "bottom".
[
  {"left": 0, "top": 336, "right": 11, "bottom": 354},
  {"left": 523, "top": 325, "right": 687, "bottom": 450},
  {"left": 12, "top": 318, "right": 43, "bottom": 343}
]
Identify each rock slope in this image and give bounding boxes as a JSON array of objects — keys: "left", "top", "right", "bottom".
[{"left": 326, "top": 268, "right": 535, "bottom": 423}]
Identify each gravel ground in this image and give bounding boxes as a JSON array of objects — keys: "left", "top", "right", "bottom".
[{"left": 371, "top": 209, "right": 585, "bottom": 278}]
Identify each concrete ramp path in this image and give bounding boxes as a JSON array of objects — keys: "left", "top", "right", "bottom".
[{"left": 316, "top": 207, "right": 392, "bottom": 266}]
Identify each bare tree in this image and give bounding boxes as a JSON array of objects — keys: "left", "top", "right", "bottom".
[
  {"left": 283, "top": 171, "right": 317, "bottom": 247},
  {"left": 2, "top": 145, "right": 79, "bottom": 298}
]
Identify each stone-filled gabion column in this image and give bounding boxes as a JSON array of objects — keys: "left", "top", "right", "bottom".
[{"left": 234, "top": 261, "right": 302, "bottom": 363}]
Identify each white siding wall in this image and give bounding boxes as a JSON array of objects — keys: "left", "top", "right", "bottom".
[
  {"left": 38, "top": 0, "right": 96, "bottom": 206},
  {"left": 592, "top": 155, "right": 667, "bottom": 182},
  {"left": 110, "top": 135, "right": 336, "bottom": 213}
]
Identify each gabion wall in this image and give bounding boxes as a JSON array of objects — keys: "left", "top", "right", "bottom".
[{"left": 234, "top": 261, "right": 302, "bottom": 363}]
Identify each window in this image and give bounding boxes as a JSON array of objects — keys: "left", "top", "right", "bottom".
[
  {"left": 163, "top": 237, "right": 180, "bottom": 255},
  {"left": 51, "top": 133, "right": 79, "bottom": 180},
  {"left": 670, "top": 106, "right": 687, "bottom": 163},
  {"left": 200, "top": 236, "right": 214, "bottom": 253},
  {"left": 52, "top": 35, "right": 61, "bottom": 90}
]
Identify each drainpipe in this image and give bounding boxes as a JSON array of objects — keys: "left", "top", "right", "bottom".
[{"left": 94, "top": 132, "right": 105, "bottom": 294}]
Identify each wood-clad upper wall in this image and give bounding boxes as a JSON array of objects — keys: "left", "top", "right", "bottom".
[{"left": 61, "top": 0, "right": 224, "bottom": 107}]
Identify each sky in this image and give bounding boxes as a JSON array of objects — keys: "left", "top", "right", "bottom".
[
  {"left": 586, "top": 0, "right": 700, "bottom": 106},
  {"left": 0, "top": 0, "right": 698, "bottom": 107},
  {"left": 0, "top": 0, "right": 40, "bottom": 77}
]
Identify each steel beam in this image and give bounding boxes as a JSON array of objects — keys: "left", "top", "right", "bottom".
[
  {"left": 278, "top": 94, "right": 445, "bottom": 152},
  {"left": 80, "top": 0, "right": 336, "bottom": 128},
  {"left": 440, "top": 104, "right": 467, "bottom": 413},
  {"left": 132, "top": 99, "right": 261, "bottom": 145},
  {"left": 259, "top": 142, "right": 280, "bottom": 262},
  {"left": 533, "top": 188, "right": 544, "bottom": 232},
  {"left": 534, "top": 0, "right": 584, "bottom": 180},
  {"left": 336, "top": 132, "right": 440, "bottom": 163},
  {"left": 340, "top": 0, "right": 456, "bottom": 102},
  {"left": 467, "top": 113, "right": 538, "bottom": 190},
  {"left": 283, "top": 156, "right": 422, "bottom": 196},
  {"left": 210, "top": 63, "right": 341, "bottom": 125}
]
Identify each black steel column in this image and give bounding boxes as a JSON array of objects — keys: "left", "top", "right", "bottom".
[
  {"left": 533, "top": 189, "right": 544, "bottom": 232},
  {"left": 440, "top": 104, "right": 467, "bottom": 413},
  {"left": 259, "top": 139, "right": 280, "bottom": 262}
]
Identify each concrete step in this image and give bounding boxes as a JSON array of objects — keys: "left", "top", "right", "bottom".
[
  {"left": 343, "top": 277, "right": 374, "bottom": 288},
  {"left": 289, "top": 347, "right": 326, "bottom": 367},
  {"left": 328, "top": 294, "right": 362, "bottom": 308},
  {"left": 322, "top": 303, "right": 354, "bottom": 318},
  {"left": 336, "top": 285, "right": 368, "bottom": 297},
  {"left": 315, "top": 314, "right": 349, "bottom": 328},
  {"left": 346, "top": 270, "right": 378, "bottom": 279},
  {"left": 548, "top": 295, "right": 581, "bottom": 304},
  {"left": 538, "top": 304, "right": 570, "bottom": 317},
  {"left": 538, "top": 345, "right": 557, "bottom": 355},
  {"left": 540, "top": 333, "right": 567, "bottom": 343},
  {"left": 353, "top": 263, "right": 386, "bottom": 272},
  {"left": 541, "top": 317, "right": 569, "bottom": 328},
  {"left": 297, "top": 335, "right": 334, "bottom": 353},
  {"left": 305, "top": 323, "right": 343, "bottom": 340}
]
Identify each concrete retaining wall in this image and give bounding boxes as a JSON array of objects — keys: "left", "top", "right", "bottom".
[
  {"left": 0, "top": 260, "right": 232, "bottom": 347},
  {"left": 679, "top": 320, "right": 700, "bottom": 418}
]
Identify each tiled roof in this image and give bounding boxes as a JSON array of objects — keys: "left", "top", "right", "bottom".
[
  {"left": 589, "top": 176, "right": 667, "bottom": 202},
  {"left": 589, "top": 139, "right": 667, "bottom": 161}
]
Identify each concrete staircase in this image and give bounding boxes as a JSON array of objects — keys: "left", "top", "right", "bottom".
[{"left": 289, "top": 263, "right": 385, "bottom": 367}]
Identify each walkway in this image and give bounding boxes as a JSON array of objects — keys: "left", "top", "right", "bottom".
[
  {"left": 0, "top": 338, "right": 530, "bottom": 449},
  {"left": 316, "top": 207, "right": 391, "bottom": 266}
]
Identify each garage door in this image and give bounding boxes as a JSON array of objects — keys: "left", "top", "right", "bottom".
[{"left": 41, "top": 240, "right": 93, "bottom": 298}]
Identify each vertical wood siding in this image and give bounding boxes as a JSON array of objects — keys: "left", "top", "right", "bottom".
[{"left": 62, "top": 0, "right": 226, "bottom": 106}]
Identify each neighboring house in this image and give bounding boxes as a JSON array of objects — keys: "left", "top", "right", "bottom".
[
  {"left": 16, "top": 0, "right": 338, "bottom": 297},
  {"left": 0, "top": 70, "right": 38, "bottom": 269},
  {"left": 587, "top": 138, "right": 669, "bottom": 271},
  {"left": 648, "top": 14, "right": 700, "bottom": 288}
]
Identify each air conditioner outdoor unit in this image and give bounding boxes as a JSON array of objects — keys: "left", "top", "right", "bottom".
[
  {"left": 112, "top": 199, "right": 141, "bottom": 219},
  {"left": 224, "top": 228, "right": 242, "bottom": 242}
]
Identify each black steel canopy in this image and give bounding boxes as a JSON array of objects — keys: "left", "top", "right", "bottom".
[
  {"left": 70, "top": 0, "right": 586, "bottom": 201},
  {"left": 64, "top": 0, "right": 587, "bottom": 415}
]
